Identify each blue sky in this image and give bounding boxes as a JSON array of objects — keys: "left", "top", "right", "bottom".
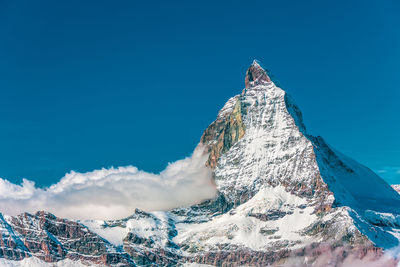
[{"left": 0, "top": 0, "right": 399, "bottom": 186}]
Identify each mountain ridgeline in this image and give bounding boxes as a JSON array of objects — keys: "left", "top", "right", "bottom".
[{"left": 1, "top": 61, "right": 400, "bottom": 266}]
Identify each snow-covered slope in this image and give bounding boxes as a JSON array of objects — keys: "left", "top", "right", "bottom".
[{"left": 0, "top": 60, "right": 399, "bottom": 266}]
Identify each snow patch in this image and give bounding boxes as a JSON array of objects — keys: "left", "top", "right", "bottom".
[
  {"left": 174, "top": 186, "right": 318, "bottom": 251},
  {"left": 80, "top": 220, "right": 128, "bottom": 247}
]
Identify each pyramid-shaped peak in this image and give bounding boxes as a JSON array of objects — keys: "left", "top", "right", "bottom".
[
  {"left": 251, "top": 59, "right": 262, "bottom": 67},
  {"left": 245, "top": 60, "right": 271, "bottom": 88}
]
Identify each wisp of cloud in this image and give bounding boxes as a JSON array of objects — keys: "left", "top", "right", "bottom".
[{"left": 0, "top": 145, "right": 216, "bottom": 220}]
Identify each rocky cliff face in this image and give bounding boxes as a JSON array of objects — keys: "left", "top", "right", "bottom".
[
  {"left": 0, "top": 211, "right": 134, "bottom": 266},
  {"left": 1, "top": 61, "right": 400, "bottom": 266},
  {"left": 201, "top": 95, "right": 245, "bottom": 169}
]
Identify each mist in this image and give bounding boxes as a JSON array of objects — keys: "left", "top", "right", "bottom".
[{"left": 0, "top": 145, "right": 216, "bottom": 220}]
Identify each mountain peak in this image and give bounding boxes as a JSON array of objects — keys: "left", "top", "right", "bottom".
[
  {"left": 251, "top": 59, "right": 261, "bottom": 67},
  {"left": 245, "top": 60, "right": 271, "bottom": 88}
]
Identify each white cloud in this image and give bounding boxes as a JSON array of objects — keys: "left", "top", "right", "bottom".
[
  {"left": 376, "top": 166, "right": 400, "bottom": 173},
  {"left": 374, "top": 166, "right": 400, "bottom": 184},
  {"left": 0, "top": 145, "right": 216, "bottom": 220}
]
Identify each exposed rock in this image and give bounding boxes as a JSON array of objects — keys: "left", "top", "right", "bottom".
[
  {"left": 201, "top": 96, "right": 245, "bottom": 169},
  {"left": 244, "top": 60, "right": 271, "bottom": 89}
]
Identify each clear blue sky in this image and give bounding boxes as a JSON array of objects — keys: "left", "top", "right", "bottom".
[{"left": 0, "top": 0, "right": 399, "bottom": 186}]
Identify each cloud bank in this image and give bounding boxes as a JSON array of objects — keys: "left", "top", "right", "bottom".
[
  {"left": 0, "top": 145, "right": 216, "bottom": 220},
  {"left": 281, "top": 243, "right": 400, "bottom": 267}
]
